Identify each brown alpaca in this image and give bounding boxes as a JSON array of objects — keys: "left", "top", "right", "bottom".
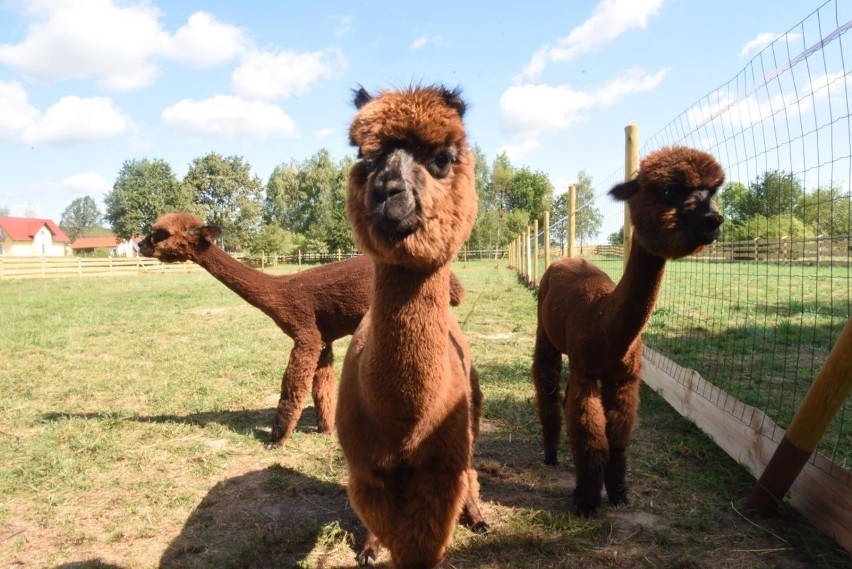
[
  {"left": 336, "top": 85, "right": 487, "bottom": 568},
  {"left": 138, "top": 212, "right": 464, "bottom": 448},
  {"left": 533, "top": 147, "right": 725, "bottom": 516}
]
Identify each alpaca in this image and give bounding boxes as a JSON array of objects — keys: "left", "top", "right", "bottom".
[
  {"left": 138, "top": 212, "right": 465, "bottom": 448},
  {"left": 336, "top": 85, "right": 487, "bottom": 568},
  {"left": 533, "top": 146, "right": 724, "bottom": 516}
]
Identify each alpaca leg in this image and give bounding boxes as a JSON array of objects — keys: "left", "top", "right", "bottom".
[
  {"left": 460, "top": 468, "right": 489, "bottom": 534},
  {"left": 532, "top": 324, "right": 563, "bottom": 465},
  {"left": 311, "top": 344, "right": 335, "bottom": 434},
  {"left": 355, "top": 528, "right": 381, "bottom": 566},
  {"left": 602, "top": 374, "right": 641, "bottom": 506},
  {"left": 267, "top": 342, "right": 322, "bottom": 448},
  {"left": 565, "top": 373, "right": 608, "bottom": 516}
]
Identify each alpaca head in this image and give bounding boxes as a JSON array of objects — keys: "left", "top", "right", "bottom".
[
  {"left": 138, "top": 212, "right": 222, "bottom": 262},
  {"left": 609, "top": 146, "right": 725, "bottom": 259},
  {"left": 346, "top": 85, "right": 477, "bottom": 270}
]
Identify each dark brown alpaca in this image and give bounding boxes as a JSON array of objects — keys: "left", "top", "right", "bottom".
[
  {"left": 533, "top": 147, "right": 724, "bottom": 516},
  {"left": 138, "top": 212, "right": 464, "bottom": 448},
  {"left": 336, "top": 85, "right": 487, "bottom": 568}
]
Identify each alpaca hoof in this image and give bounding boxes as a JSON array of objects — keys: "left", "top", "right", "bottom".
[
  {"left": 608, "top": 492, "right": 629, "bottom": 506},
  {"left": 573, "top": 491, "right": 601, "bottom": 517},
  {"left": 356, "top": 551, "right": 376, "bottom": 566},
  {"left": 264, "top": 436, "right": 283, "bottom": 450},
  {"left": 470, "top": 521, "right": 490, "bottom": 535}
]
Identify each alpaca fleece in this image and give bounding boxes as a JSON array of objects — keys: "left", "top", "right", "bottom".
[
  {"left": 336, "top": 85, "right": 486, "bottom": 568},
  {"left": 533, "top": 146, "right": 725, "bottom": 516},
  {"left": 139, "top": 212, "right": 465, "bottom": 448}
]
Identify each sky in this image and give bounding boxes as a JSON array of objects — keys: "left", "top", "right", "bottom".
[{"left": 0, "top": 0, "right": 841, "bottom": 225}]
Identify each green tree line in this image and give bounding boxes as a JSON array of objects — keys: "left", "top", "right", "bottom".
[{"left": 59, "top": 146, "right": 608, "bottom": 256}]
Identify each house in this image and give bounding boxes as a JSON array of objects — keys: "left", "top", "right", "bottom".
[
  {"left": 70, "top": 236, "right": 139, "bottom": 257},
  {"left": 0, "top": 216, "right": 68, "bottom": 257}
]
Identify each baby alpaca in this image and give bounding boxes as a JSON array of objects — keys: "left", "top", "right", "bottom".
[
  {"left": 336, "top": 85, "right": 487, "bottom": 568},
  {"left": 139, "top": 213, "right": 465, "bottom": 448},
  {"left": 533, "top": 147, "right": 724, "bottom": 515}
]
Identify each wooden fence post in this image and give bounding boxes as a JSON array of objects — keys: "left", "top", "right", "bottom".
[
  {"left": 746, "top": 316, "right": 852, "bottom": 513},
  {"left": 525, "top": 227, "right": 532, "bottom": 284},
  {"left": 568, "top": 184, "right": 577, "bottom": 259},
  {"left": 624, "top": 124, "right": 639, "bottom": 270},
  {"left": 298, "top": 250, "right": 302, "bottom": 271},
  {"left": 533, "top": 219, "right": 539, "bottom": 286},
  {"left": 544, "top": 211, "right": 551, "bottom": 271}
]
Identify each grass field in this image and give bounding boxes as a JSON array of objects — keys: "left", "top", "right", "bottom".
[{"left": 1, "top": 261, "right": 848, "bottom": 568}]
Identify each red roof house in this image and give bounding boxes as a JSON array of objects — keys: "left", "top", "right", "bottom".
[
  {"left": 0, "top": 216, "right": 69, "bottom": 257},
  {"left": 70, "top": 236, "right": 139, "bottom": 257}
]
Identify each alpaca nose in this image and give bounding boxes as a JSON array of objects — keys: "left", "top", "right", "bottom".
[
  {"left": 704, "top": 211, "right": 723, "bottom": 231},
  {"left": 371, "top": 150, "right": 416, "bottom": 221}
]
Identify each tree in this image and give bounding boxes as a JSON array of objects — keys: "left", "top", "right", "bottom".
[
  {"left": 471, "top": 144, "right": 494, "bottom": 212},
  {"left": 60, "top": 196, "right": 101, "bottom": 241},
  {"left": 552, "top": 171, "right": 602, "bottom": 247},
  {"left": 308, "top": 154, "right": 357, "bottom": 253},
  {"left": 725, "top": 213, "right": 814, "bottom": 240},
  {"left": 264, "top": 159, "right": 302, "bottom": 230},
  {"left": 506, "top": 167, "right": 554, "bottom": 223},
  {"left": 748, "top": 170, "right": 805, "bottom": 217},
  {"left": 798, "top": 186, "right": 851, "bottom": 237},
  {"left": 247, "top": 224, "right": 296, "bottom": 256},
  {"left": 104, "top": 158, "right": 192, "bottom": 239},
  {"left": 184, "top": 153, "right": 264, "bottom": 251},
  {"left": 717, "top": 182, "right": 751, "bottom": 225},
  {"left": 608, "top": 227, "right": 624, "bottom": 245}
]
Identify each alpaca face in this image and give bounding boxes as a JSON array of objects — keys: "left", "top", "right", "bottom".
[
  {"left": 347, "top": 85, "right": 477, "bottom": 269},
  {"left": 610, "top": 146, "right": 725, "bottom": 259},
  {"left": 138, "top": 212, "right": 222, "bottom": 262}
]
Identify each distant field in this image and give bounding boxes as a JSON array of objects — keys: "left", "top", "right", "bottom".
[{"left": 0, "top": 261, "right": 847, "bottom": 568}]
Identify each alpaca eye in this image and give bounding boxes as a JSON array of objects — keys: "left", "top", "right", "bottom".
[
  {"left": 429, "top": 152, "right": 453, "bottom": 178},
  {"left": 152, "top": 229, "right": 170, "bottom": 243}
]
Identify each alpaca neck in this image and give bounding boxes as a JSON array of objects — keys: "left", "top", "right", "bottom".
[
  {"left": 191, "top": 244, "right": 277, "bottom": 309},
  {"left": 364, "top": 261, "right": 452, "bottom": 409},
  {"left": 605, "top": 241, "right": 666, "bottom": 357}
]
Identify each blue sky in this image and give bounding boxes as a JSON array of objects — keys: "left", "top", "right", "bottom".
[{"left": 0, "top": 0, "right": 838, "bottom": 224}]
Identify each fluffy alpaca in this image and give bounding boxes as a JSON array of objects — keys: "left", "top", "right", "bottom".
[
  {"left": 533, "top": 147, "right": 725, "bottom": 515},
  {"left": 336, "top": 85, "right": 487, "bottom": 568},
  {"left": 138, "top": 212, "right": 464, "bottom": 448}
]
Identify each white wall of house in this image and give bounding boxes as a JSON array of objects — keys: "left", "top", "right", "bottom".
[{"left": 1, "top": 228, "right": 66, "bottom": 256}]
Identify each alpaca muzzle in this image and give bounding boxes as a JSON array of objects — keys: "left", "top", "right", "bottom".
[{"left": 369, "top": 150, "right": 418, "bottom": 234}]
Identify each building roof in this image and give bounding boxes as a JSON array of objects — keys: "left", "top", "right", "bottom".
[
  {"left": 0, "top": 216, "right": 68, "bottom": 242},
  {"left": 70, "top": 236, "right": 121, "bottom": 250}
]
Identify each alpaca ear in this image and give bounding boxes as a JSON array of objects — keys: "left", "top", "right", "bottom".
[
  {"left": 201, "top": 226, "right": 223, "bottom": 241},
  {"left": 609, "top": 179, "right": 639, "bottom": 201},
  {"left": 441, "top": 86, "right": 467, "bottom": 118},
  {"left": 353, "top": 86, "right": 372, "bottom": 109}
]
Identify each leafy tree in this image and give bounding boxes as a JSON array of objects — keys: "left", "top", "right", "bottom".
[
  {"left": 717, "top": 182, "right": 751, "bottom": 225},
  {"left": 60, "top": 196, "right": 101, "bottom": 241},
  {"left": 468, "top": 210, "right": 500, "bottom": 251},
  {"left": 0, "top": 206, "right": 9, "bottom": 216},
  {"left": 502, "top": 209, "right": 530, "bottom": 243},
  {"left": 105, "top": 158, "right": 192, "bottom": 239},
  {"left": 264, "top": 159, "right": 302, "bottom": 229},
  {"left": 247, "top": 224, "right": 296, "bottom": 256},
  {"left": 748, "top": 170, "right": 804, "bottom": 217},
  {"left": 490, "top": 152, "right": 513, "bottom": 213},
  {"left": 506, "top": 167, "right": 554, "bottom": 223},
  {"left": 551, "top": 171, "right": 602, "bottom": 247},
  {"left": 797, "top": 186, "right": 851, "bottom": 236},
  {"left": 184, "top": 153, "right": 264, "bottom": 251},
  {"left": 608, "top": 227, "right": 625, "bottom": 245},
  {"left": 308, "top": 154, "right": 357, "bottom": 253},
  {"left": 725, "top": 213, "right": 814, "bottom": 240},
  {"left": 471, "top": 144, "right": 494, "bottom": 212}
]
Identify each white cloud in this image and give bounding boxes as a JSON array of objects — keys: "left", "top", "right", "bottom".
[
  {"left": 739, "top": 32, "right": 778, "bottom": 58},
  {"left": 518, "top": 0, "right": 664, "bottom": 80},
  {"left": 0, "top": 0, "right": 168, "bottom": 91},
  {"left": 59, "top": 172, "right": 111, "bottom": 196},
  {"left": 167, "top": 11, "right": 248, "bottom": 67},
  {"left": 0, "top": 81, "right": 40, "bottom": 139},
  {"left": 335, "top": 15, "right": 353, "bottom": 38},
  {"left": 162, "top": 95, "right": 297, "bottom": 138},
  {"left": 410, "top": 34, "right": 438, "bottom": 50},
  {"left": 22, "top": 96, "right": 132, "bottom": 145},
  {"left": 499, "top": 138, "right": 542, "bottom": 161},
  {"left": 501, "top": 67, "right": 668, "bottom": 139},
  {"left": 232, "top": 48, "right": 346, "bottom": 100},
  {"left": 315, "top": 127, "right": 334, "bottom": 140}
]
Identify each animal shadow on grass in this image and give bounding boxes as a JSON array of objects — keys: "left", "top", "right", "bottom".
[
  {"left": 55, "top": 561, "right": 125, "bottom": 568},
  {"left": 41, "top": 407, "right": 325, "bottom": 445},
  {"left": 160, "top": 465, "right": 360, "bottom": 569}
]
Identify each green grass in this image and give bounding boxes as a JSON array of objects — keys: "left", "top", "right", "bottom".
[{"left": 0, "top": 262, "right": 848, "bottom": 567}]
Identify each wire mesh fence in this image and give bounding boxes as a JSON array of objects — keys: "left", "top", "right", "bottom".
[{"left": 511, "top": 0, "right": 851, "bottom": 547}]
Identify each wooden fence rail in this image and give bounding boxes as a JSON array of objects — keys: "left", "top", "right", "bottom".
[{"left": 0, "top": 256, "right": 203, "bottom": 280}]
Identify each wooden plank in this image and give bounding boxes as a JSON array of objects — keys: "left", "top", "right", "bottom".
[{"left": 642, "top": 347, "right": 852, "bottom": 551}]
